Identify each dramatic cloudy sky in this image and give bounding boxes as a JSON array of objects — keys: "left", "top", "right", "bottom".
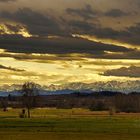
[{"left": 0, "top": 0, "right": 140, "bottom": 86}]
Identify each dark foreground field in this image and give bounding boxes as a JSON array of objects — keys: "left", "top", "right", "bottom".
[{"left": 0, "top": 108, "right": 140, "bottom": 140}]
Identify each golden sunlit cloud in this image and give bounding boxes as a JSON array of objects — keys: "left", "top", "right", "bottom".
[
  {"left": 0, "top": 23, "right": 32, "bottom": 37},
  {"left": 0, "top": 49, "right": 5, "bottom": 53},
  {"left": 104, "top": 51, "right": 124, "bottom": 55},
  {"left": 72, "top": 34, "right": 140, "bottom": 50},
  {"left": 0, "top": 51, "right": 140, "bottom": 86}
]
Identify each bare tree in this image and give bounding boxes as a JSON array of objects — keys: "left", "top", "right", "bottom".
[
  {"left": 0, "top": 98, "right": 8, "bottom": 112},
  {"left": 21, "top": 82, "right": 39, "bottom": 118}
]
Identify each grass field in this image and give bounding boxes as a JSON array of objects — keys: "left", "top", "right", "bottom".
[{"left": 0, "top": 108, "right": 140, "bottom": 140}]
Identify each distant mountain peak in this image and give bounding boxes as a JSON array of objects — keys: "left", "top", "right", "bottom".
[{"left": 0, "top": 80, "right": 140, "bottom": 93}]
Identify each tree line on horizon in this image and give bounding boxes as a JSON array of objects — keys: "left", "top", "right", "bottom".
[{"left": 0, "top": 82, "right": 140, "bottom": 118}]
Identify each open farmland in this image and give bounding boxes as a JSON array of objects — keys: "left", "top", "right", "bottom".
[{"left": 0, "top": 108, "right": 140, "bottom": 140}]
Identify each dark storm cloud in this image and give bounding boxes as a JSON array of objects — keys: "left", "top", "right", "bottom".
[
  {"left": 66, "top": 6, "right": 128, "bottom": 19},
  {"left": 68, "top": 20, "right": 96, "bottom": 33},
  {"left": 0, "top": 8, "right": 140, "bottom": 60},
  {"left": 65, "top": 5, "right": 140, "bottom": 46},
  {"left": 136, "top": 0, "right": 140, "bottom": 7},
  {"left": 96, "top": 24, "right": 140, "bottom": 46},
  {"left": 69, "top": 19, "right": 140, "bottom": 46},
  {"left": 65, "top": 4, "right": 140, "bottom": 46},
  {"left": 125, "top": 23, "right": 140, "bottom": 45},
  {"left": 0, "top": 64, "right": 25, "bottom": 72},
  {"left": 68, "top": 20, "right": 130, "bottom": 42},
  {"left": 0, "top": 48, "right": 140, "bottom": 61},
  {"left": 0, "top": 6, "right": 140, "bottom": 50},
  {"left": 69, "top": 20, "right": 120, "bottom": 38},
  {"left": 99, "top": 50, "right": 140, "bottom": 59},
  {"left": 66, "top": 4, "right": 98, "bottom": 20},
  {"left": 0, "top": 35, "right": 130, "bottom": 54},
  {"left": 127, "top": 23, "right": 140, "bottom": 35},
  {"left": 0, "top": 0, "right": 16, "bottom": 2},
  {"left": 105, "top": 9, "right": 128, "bottom": 17},
  {"left": 103, "top": 66, "right": 140, "bottom": 77},
  {"left": 0, "top": 8, "right": 61, "bottom": 36},
  {"left": 0, "top": 7, "right": 140, "bottom": 46}
]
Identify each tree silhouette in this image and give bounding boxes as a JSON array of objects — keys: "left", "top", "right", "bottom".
[
  {"left": 0, "top": 98, "right": 8, "bottom": 112},
  {"left": 21, "top": 82, "right": 39, "bottom": 118}
]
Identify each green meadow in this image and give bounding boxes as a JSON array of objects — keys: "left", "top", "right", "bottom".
[{"left": 0, "top": 108, "right": 140, "bottom": 140}]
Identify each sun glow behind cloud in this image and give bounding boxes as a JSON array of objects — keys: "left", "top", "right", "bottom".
[
  {"left": 0, "top": 32, "right": 140, "bottom": 86},
  {"left": 0, "top": 50, "right": 140, "bottom": 86},
  {"left": 0, "top": 0, "right": 140, "bottom": 89}
]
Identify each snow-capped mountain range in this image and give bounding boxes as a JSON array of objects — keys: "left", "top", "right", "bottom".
[
  {"left": 0, "top": 80, "right": 140, "bottom": 96},
  {"left": 0, "top": 80, "right": 140, "bottom": 93}
]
